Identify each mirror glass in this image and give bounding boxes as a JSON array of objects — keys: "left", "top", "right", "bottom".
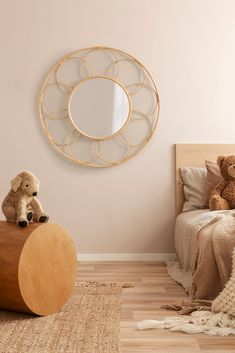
[{"left": 69, "top": 78, "right": 130, "bottom": 138}]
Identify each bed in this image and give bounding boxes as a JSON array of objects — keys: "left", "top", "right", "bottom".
[{"left": 167, "top": 144, "right": 235, "bottom": 300}]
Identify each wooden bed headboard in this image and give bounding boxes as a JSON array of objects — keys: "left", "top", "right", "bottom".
[{"left": 175, "top": 144, "right": 235, "bottom": 216}]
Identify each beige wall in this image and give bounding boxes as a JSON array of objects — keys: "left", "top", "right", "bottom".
[{"left": 0, "top": 0, "right": 235, "bottom": 255}]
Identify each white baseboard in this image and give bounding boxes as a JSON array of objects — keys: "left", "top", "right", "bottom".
[{"left": 77, "top": 253, "right": 176, "bottom": 262}]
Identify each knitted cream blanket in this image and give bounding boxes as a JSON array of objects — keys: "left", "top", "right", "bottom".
[
  {"left": 137, "top": 242, "right": 235, "bottom": 336},
  {"left": 137, "top": 311, "right": 235, "bottom": 336}
]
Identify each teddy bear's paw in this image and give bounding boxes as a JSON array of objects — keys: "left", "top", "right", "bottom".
[
  {"left": 210, "top": 195, "right": 221, "bottom": 201},
  {"left": 39, "top": 214, "right": 49, "bottom": 223},
  {"left": 210, "top": 195, "right": 230, "bottom": 210},
  {"left": 18, "top": 218, "right": 29, "bottom": 227}
]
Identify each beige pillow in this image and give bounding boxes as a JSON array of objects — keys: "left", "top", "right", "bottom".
[
  {"left": 180, "top": 167, "right": 207, "bottom": 212},
  {"left": 204, "top": 160, "right": 223, "bottom": 207}
]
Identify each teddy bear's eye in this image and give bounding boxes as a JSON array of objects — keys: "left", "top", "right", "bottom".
[{"left": 25, "top": 184, "right": 29, "bottom": 187}]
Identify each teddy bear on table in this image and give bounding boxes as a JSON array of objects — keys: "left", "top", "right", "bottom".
[
  {"left": 209, "top": 155, "right": 235, "bottom": 211},
  {"left": 2, "top": 171, "right": 49, "bottom": 227}
]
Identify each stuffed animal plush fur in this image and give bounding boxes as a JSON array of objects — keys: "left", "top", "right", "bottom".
[
  {"left": 2, "top": 171, "right": 49, "bottom": 227},
  {"left": 209, "top": 155, "right": 235, "bottom": 210}
]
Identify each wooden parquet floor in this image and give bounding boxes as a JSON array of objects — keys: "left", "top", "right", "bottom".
[{"left": 78, "top": 261, "right": 235, "bottom": 352}]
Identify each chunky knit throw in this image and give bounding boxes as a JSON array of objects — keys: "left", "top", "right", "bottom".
[{"left": 212, "top": 248, "right": 235, "bottom": 315}]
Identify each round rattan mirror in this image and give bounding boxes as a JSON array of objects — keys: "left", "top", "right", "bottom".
[{"left": 39, "top": 46, "right": 160, "bottom": 168}]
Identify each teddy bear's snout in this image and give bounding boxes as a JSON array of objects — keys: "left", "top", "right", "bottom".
[
  {"left": 32, "top": 192, "right": 37, "bottom": 196},
  {"left": 228, "top": 164, "right": 235, "bottom": 178}
]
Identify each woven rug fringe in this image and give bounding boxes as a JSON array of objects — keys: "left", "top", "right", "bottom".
[{"left": 75, "top": 281, "right": 133, "bottom": 288}]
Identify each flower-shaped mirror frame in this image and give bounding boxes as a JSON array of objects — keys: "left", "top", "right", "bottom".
[{"left": 39, "top": 46, "right": 160, "bottom": 168}]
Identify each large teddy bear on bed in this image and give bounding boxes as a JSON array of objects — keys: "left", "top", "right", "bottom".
[
  {"left": 209, "top": 155, "right": 235, "bottom": 210},
  {"left": 2, "top": 171, "right": 49, "bottom": 227}
]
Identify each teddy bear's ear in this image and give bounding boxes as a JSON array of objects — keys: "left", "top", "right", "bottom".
[
  {"left": 10, "top": 176, "right": 22, "bottom": 192},
  {"left": 217, "top": 155, "right": 226, "bottom": 168}
]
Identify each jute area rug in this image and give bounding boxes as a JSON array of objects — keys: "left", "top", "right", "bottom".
[{"left": 0, "top": 282, "right": 127, "bottom": 353}]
